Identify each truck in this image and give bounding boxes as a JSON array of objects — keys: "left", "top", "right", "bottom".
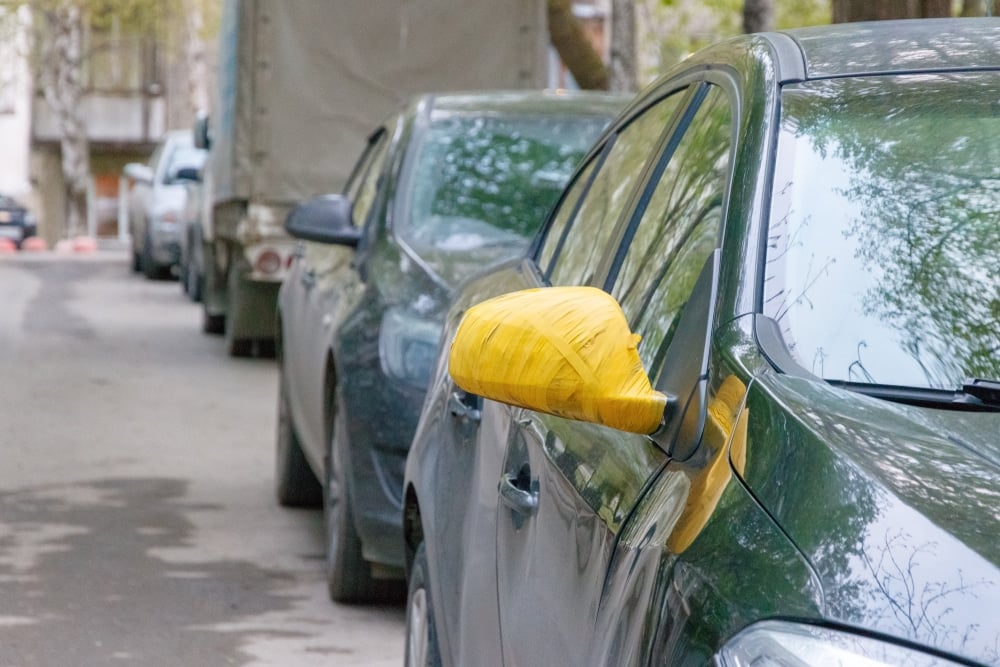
[{"left": 196, "top": 0, "right": 550, "bottom": 356}]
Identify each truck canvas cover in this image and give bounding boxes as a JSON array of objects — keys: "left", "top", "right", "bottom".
[{"left": 211, "top": 0, "right": 548, "bottom": 206}]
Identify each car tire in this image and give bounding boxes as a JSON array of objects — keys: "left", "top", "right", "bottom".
[
  {"left": 132, "top": 248, "right": 142, "bottom": 273},
  {"left": 405, "top": 543, "right": 443, "bottom": 667},
  {"left": 186, "top": 259, "right": 202, "bottom": 302},
  {"left": 275, "top": 366, "right": 322, "bottom": 508},
  {"left": 325, "top": 388, "right": 396, "bottom": 603},
  {"left": 142, "top": 231, "right": 168, "bottom": 280}
]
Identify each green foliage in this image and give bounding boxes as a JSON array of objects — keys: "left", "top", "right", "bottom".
[{"left": 644, "top": 0, "right": 831, "bottom": 76}]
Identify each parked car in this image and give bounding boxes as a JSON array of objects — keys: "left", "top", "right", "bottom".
[
  {"left": 275, "top": 91, "right": 627, "bottom": 602},
  {"left": 0, "top": 194, "right": 37, "bottom": 248},
  {"left": 402, "top": 19, "right": 1000, "bottom": 667},
  {"left": 125, "top": 130, "right": 207, "bottom": 279},
  {"left": 178, "top": 174, "right": 206, "bottom": 301}
]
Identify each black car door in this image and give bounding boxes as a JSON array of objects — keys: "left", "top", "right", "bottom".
[{"left": 494, "top": 81, "right": 735, "bottom": 666}]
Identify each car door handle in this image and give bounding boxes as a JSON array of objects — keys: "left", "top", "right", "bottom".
[
  {"left": 449, "top": 391, "right": 481, "bottom": 423},
  {"left": 499, "top": 473, "right": 538, "bottom": 517},
  {"left": 300, "top": 269, "right": 316, "bottom": 288}
]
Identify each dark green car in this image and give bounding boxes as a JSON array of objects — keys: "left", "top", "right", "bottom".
[
  {"left": 403, "top": 19, "right": 1000, "bottom": 666},
  {"left": 275, "top": 91, "right": 625, "bottom": 603}
]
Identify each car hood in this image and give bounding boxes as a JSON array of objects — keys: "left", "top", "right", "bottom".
[{"left": 741, "top": 373, "right": 1000, "bottom": 664}]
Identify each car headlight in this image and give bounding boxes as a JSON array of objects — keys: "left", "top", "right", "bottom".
[
  {"left": 716, "top": 621, "right": 965, "bottom": 667},
  {"left": 378, "top": 308, "right": 442, "bottom": 388}
]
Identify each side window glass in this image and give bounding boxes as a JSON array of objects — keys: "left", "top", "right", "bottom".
[
  {"left": 350, "top": 139, "right": 390, "bottom": 228},
  {"left": 547, "top": 92, "right": 686, "bottom": 287},
  {"left": 536, "top": 157, "right": 597, "bottom": 272},
  {"left": 611, "top": 85, "right": 732, "bottom": 377}
]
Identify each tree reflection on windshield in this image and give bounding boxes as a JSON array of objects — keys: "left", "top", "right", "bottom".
[{"left": 766, "top": 74, "right": 1000, "bottom": 389}]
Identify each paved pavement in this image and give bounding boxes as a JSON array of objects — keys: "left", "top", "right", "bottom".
[{"left": 0, "top": 252, "right": 405, "bottom": 666}]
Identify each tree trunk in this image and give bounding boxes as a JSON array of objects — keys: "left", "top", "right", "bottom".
[
  {"left": 609, "top": 0, "right": 637, "bottom": 92},
  {"left": 833, "top": 0, "right": 951, "bottom": 22},
  {"left": 547, "top": 0, "right": 608, "bottom": 90},
  {"left": 743, "top": 0, "right": 776, "bottom": 33},
  {"left": 181, "top": 0, "right": 209, "bottom": 115},
  {"left": 37, "top": 1, "right": 89, "bottom": 239}
]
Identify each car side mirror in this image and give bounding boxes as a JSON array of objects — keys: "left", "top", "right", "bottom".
[
  {"left": 449, "top": 286, "right": 670, "bottom": 435},
  {"left": 124, "top": 162, "right": 153, "bottom": 184},
  {"left": 284, "top": 194, "right": 361, "bottom": 247}
]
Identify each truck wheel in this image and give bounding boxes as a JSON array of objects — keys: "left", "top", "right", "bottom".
[
  {"left": 225, "top": 261, "right": 253, "bottom": 357},
  {"left": 202, "top": 306, "right": 225, "bottom": 334},
  {"left": 405, "top": 543, "right": 443, "bottom": 667},
  {"left": 276, "top": 364, "right": 322, "bottom": 507}
]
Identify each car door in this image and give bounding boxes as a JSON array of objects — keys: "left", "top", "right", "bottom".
[
  {"left": 495, "top": 81, "right": 735, "bottom": 666},
  {"left": 284, "top": 129, "right": 392, "bottom": 463}
]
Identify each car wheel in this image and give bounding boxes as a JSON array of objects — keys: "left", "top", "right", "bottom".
[
  {"left": 142, "top": 231, "right": 167, "bottom": 280},
  {"left": 325, "top": 388, "right": 391, "bottom": 603},
  {"left": 132, "top": 248, "right": 142, "bottom": 273},
  {"left": 405, "top": 543, "right": 443, "bottom": 667},
  {"left": 186, "top": 259, "right": 202, "bottom": 302},
  {"left": 275, "top": 364, "right": 322, "bottom": 507}
]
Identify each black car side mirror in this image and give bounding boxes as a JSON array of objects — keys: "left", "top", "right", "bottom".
[{"left": 284, "top": 195, "right": 361, "bottom": 247}]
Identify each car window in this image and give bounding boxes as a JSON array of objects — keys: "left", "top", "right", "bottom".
[
  {"left": 535, "top": 157, "right": 598, "bottom": 272},
  {"left": 546, "top": 92, "right": 687, "bottom": 287},
  {"left": 162, "top": 146, "right": 207, "bottom": 184},
  {"left": 610, "top": 85, "right": 733, "bottom": 379},
  {"left": 399, "top": 113, "right": 609, "bottom": 252},
  {"left": 350, "top": 135, "right": 391, "bottom": 229},
  {"left": 765, "top": 74, "right": 1000, "bottom": 389}
]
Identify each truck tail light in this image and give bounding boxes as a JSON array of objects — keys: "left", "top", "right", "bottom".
[{"left": 254, "top": 249, "right": 283, "bottom": 276}]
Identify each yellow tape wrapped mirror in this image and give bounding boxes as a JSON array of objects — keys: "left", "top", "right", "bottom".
[{"left": 449, "top": 287, "right": 667, "bottom": 434}]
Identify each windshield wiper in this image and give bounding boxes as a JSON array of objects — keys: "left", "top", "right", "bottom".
[
  {"left": 962, "top": 378, "right": 1000, "bottom": 407},
  {"left": 829, "top": 379, "right": 1000, "bottom": 411}
]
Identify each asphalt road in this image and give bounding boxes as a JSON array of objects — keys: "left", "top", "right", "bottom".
[{"left": 0, "top": 252, "right": 405, "bottom": 666}]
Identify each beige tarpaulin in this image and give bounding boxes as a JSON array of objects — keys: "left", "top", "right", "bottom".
[{"left": 211, "top": 0, "right": 548, "bottom": 207}]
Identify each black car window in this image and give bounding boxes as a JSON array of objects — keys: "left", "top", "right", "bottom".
[
  {"left": 350, "top": 135, "right": 391, "bottom": 229},
  {"left": 536, "top": 157, "right": 598, "bottom": 273},
  {"left": 399, "top": 113, "right": 608, "bottom": 252},
  {"left": 163, "top": 146, "right": 206, "bottom": 184},
  {"left": 611, "top": 85, "right": 732, "bottom": 378},
  {"left": 547, "top": 93, "right": 686, "bottom": 287}
]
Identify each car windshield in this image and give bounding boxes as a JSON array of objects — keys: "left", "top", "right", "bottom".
[
  {"left": 765, "top": 73, "right": 1000, "bottom": 391},
  {"left": 164, "top": 145, "right": 207, "bottom": 182},
  {"left": 399, "top": 113, "right": 608, "bottom": 252}
]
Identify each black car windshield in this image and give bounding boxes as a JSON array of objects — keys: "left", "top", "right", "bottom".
[
  {"left": 399, "top": 113, "right": 608, "bottom": 253},
  {"left": 765, "top": 73, "right": 1000, "bottom": 390}
]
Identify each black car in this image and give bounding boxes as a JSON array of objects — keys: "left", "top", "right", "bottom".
[
  {"left": 275, "top": 91, "right": 626, "bottom": 602},
  {"left": 0, "top": 195, "right": 37, "bottom": 248},
  {"left": 403, "top": 19, "right": 1000, "bottom": 667}
]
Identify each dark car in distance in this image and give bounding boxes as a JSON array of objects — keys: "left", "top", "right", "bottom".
[
  {"left": 274, "top": 91, "right": 627, "bottom": 603},
  {"left": 402, "top": 19, "right": 1000, "bottom": 667},
  {"left": 0, "top": 194, "right": 37, "bottom": 248}
]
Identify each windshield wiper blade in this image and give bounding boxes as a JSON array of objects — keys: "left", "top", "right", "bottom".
[
  {"left": 829, "top": 380, "right": 1000, "bottom": 411},
  {"left": 962, "top": 378, "right": 1000, "bottom": 407}
]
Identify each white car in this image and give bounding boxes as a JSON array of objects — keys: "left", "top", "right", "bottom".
[{"left": 125, "top": 130, "right": 206, "bottom": 279}]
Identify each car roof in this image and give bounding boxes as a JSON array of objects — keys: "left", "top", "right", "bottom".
[
  {"left": 780, "top": 17, "right": 1000, "bottom": 79},
  {"left": 420, "top": 90, "right": 630, "bottom": 119}
]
